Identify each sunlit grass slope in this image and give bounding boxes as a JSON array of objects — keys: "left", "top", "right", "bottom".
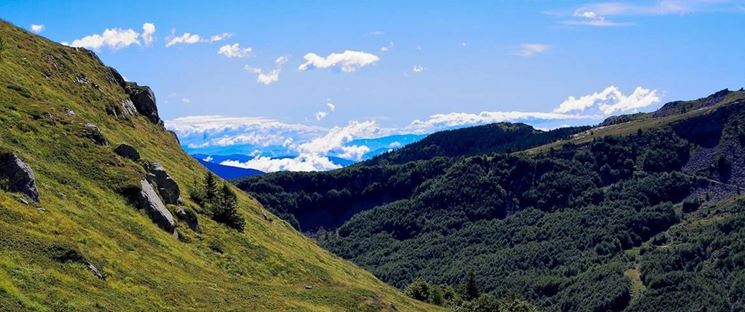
[{"left": 0, "top": 20, "right": 438, "bottom": 311}]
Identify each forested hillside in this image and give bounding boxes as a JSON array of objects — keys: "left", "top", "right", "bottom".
[
  {"left": 237, "top": 89, "right": 745, "bottom": 311},
  {"left": 368, "top": 123, "right": 589, "bottom": 165}
]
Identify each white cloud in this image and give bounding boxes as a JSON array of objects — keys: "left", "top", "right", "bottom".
[
  {"left": 298, "top": 121, "right": 380, "bottom": 155},
  {"left": 315, "top": 111, "right": 328, "bottom": 121},
  {"left": 218, "top": 43, "right": 252, "bottom": 58},
  {"left": 181, "top": 97, "right": 191, "bottom": 104},
  {"left": 165, "top": 32, "right": 200, "bottom": 47},
  {"left": 69, "top": 27, "right": 141, "bottom": 50},
  {"left": 327, "top": 101, "right": 336, "bottom": 112},
  {"left": 337, "top": 145, "right": 370, "bottom": 160},
  {"left": 203, "top": 155, "right": 214, "bottom": 162},
  {"left": 30, "top": 24, "right": 44, "bottom": 33},
  {"left": 166, "top": 30, "right": 232, "bottom": 47},
  {"left": 556, "top": 1, "right": 740, "bottom": 27},
  {"left": 142, "top": 23, "right": 156, "bottom": 46},
  {"left": 380, "top": 42, "right": 394, "bottom": 52},
  {"left": 222, "top": 155, "right": 340, "bottom": 172},
  {"left": 244, "top": 55, "right": 288, "bottom": 85},
  {"left": 166, "top": 115, "right": 323, "bottom": 137},
  {"left": 369, "top": 31, "right": 385, "bottom": 36},
  {"left": 298, "top": 50, "right": 380, "bottom": 72},
  {"left": 244, "top": 66, "right": 281, "bottom": 85},
  {"left": 404, "top": 111, "right": 602, "bottom": 134},
  {"left": 553, "top": 85, "right": 661, "bottom": 115},
  {"left": 561, "top": 9, "right": 631, "bottom": 27},
  {"left": 210, "top": 32, "right": 232, "bottom": 42},
  {"left": 515, "top": 44, "right": 549, "bottom": 57},
  {"left": 412, "top": 65, "right": 425, "bottom": 73}
]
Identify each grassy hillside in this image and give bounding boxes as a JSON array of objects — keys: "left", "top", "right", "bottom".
[
  {"left": 240, "top": 89, "right": 745, "bottom": 311},
  {"left": 0, "top": 20, "right": 438, "bottom": 311}
]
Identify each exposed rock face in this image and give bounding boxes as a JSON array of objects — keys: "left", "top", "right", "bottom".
[
  {"left": 135, "top": 179, "right": 176, "bottom": 234},
  {"left": 142, "top": 161, "right": 181, "bottom": 204},
  {"left": 82, "top": 123, "right": 108, "bottom": 145},
  {"left": 125, "top": 82, "right": 160, "bottom": 124},
  {"left": 176, "top": 206, "right": 200, "bottom": 232},
  {"left": 0, "top": 151, "right": 40, "bottom": 202},
  {"left": 107, "top": 66, "right": 127, "bottom": 89},
  {"left": 113, "top": 144, "right": 140, "bottom": 161}
]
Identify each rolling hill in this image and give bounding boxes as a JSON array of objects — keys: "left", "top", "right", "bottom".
[
  {"left": 238, "top": 88, "right": 745, "bottom": 311},
  {"left": 0, "top": 20, "right": 437, "bottom": 311}
]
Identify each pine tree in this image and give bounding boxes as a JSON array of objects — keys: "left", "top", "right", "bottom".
[
  {"left": 204, "top": 172, "right": 217, "bottom": 202},
  {"left": 462, "top": 271, "right": 480, "bottom": 301}
]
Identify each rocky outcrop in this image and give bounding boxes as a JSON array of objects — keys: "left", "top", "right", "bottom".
[
  {"left": 107, "top": 66, "right": 127, "bottom": 89},
  {"left": 0, "top": 151, "right": 40, "bottom": 202},
  {"left": 106, "top": 67, "right": 161, "bottom": 124},
  {"left": 106, "top": 99, "right": 138, "bottom": 119},
  {"left": 113, "top": 144, "right": 140, "bottom": 161},
  {"left": 176, "top": 206, "right": 200, "bottom": 232},
  {"left": 134, "top": 179, "right": 177, "bottom": 234},
  {"left": 142, "top": 161, "right": 180, "bottom": 204},
  {"left": 125, "top": 82, "right": 160, "bottom": 124},
  {"left": 82, "top": 123, "right": 108, "bottom": 145}
]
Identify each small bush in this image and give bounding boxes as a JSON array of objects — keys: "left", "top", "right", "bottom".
[{"left": 209, "top": 240, "right": 224, "bottom": 254}]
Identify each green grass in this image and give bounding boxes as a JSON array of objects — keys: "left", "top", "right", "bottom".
[{"left": 0, "top": 20, "right": 439, "bottom": 311}]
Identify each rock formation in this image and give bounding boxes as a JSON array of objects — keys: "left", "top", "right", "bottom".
[
  {"left": 0, "top": 150, "right": 40, "bottom": 202},
  {"left": 125, "top": 82, "right": 160, "bottom": 124},
  {"left": 82, "top": 123, "right": 108, "bottom": 145},
  {"left": 142, "top": 161, "right": 181, "bottom": 205},
  {"left": 176, "top": 206, "right": 200, "bottom": 232},
  {"left": 134, "top": 179, "right": 177, "bottom": 235},
  {"left": 113, "top": 144, "right": 140, "bottom": 162}
]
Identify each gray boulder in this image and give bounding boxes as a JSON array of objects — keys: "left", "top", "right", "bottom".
[
  {"left": 119, "top": 99, "right": 138, "bottom": 117},
  {"left": 82, "top": 123, "right": 108, "bottom": 145},
  {"left": 113, "top": 144, "right": 140, "bottom": 161},
  {"left": 0, "top": 151, "right": 40, "bottom": 202},
  {"left": 135, "top": 179, "right": 176, "bottom": 234},
  {"left": 175, "top": 206, "right": 200, "bottom": 232},
  {"left": 125, "top": 82, "right": 160, "bottom": 124},
  {"left": 142, "top": 161, "right": 180, "bottom": 204},
  {"left": 105, "top": 99, "right": 138, "bottom": 119}
]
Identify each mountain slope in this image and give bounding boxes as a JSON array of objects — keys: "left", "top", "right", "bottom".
[
  {"left": 239, "top": 89, "right": 745, "bottom": 310},
  {"left": 368, "top": 123, "right": 589, "bottom": 165},
  {"left": 0, "top": 20, "right": 437, "bottom": 311}
]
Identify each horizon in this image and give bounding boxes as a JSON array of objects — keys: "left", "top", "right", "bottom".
[{"left": 4, "top": 0, "right": 744, "bottom": 171}]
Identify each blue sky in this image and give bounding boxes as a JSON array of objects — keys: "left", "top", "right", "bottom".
[{"left": 3, "top": 0, "right": 745, "bottom": 171}]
